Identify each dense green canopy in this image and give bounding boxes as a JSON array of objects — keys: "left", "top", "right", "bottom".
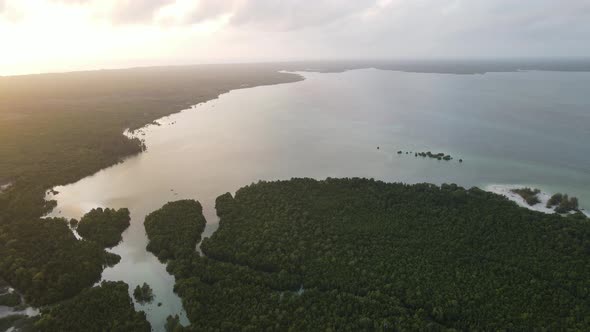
[
  {"left": 147, "top": 178, "right": 590, "bottom": 331},
  {"left": 144, "top": 200, "right": 206, "bottom": 262},
  {"left": 76, "top": 207, "right": 131, "bottom": 248},
  {"left": 36, "top": 281, "right": 151, "bottom": 332},
  {"left": 133, "top": 282, "right": 154, "bottom": 304},
  {"left": 0, "top": 218, "right": 117, "bottom": 306}
]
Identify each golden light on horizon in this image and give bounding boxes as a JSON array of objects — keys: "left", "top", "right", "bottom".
[
  {"left": 1, "top": 0, "right": 588, "bottom": 76},
  {"left": 0, "top": 0, "right": 232, "bottom": 75}
]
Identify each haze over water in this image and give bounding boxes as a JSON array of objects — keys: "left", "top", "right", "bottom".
[{"left": 47, "top": 68, "right": 590, "bottom": 330}]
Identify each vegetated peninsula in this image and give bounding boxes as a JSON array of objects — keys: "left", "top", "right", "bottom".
[
  {"left": 146, "top": 178, "right": 590, "bottom": 331},
  {"left": 76, "top": 207, "right": 131, "bottom": 248},
  {"left": 144, "top": 199, "right": 206, "bottom": 262},
  {"left": 35, "top": 281, "right": 151, "bottom": 332}
]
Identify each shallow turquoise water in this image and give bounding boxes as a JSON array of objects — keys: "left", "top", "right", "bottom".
[{"left": 47, "top": 68, "right": 590, "bottom": 330}]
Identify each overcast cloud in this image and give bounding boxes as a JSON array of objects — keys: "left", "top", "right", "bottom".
[{"left": 0, "top": 0, "right": 589, "bottom": 75}]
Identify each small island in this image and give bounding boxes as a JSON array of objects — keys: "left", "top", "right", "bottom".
[
  {"left": 144, "top": 199, "right": 207, "bottom": 262},
  {"left": 76, "top": 207, "right": 131, "bottom": 248},
  {"left": 133, "top": 282, "right": 154, "bottom": 304},
  {"left": 416, "top": 151, "right": 453, "bottom": 161}
]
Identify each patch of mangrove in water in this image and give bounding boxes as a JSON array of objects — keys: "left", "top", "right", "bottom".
[
  {"left": 395, "top": 150, "right": 461, "bottom": 162},
  {"left": 133, "top": 282, "right": 154, "bottom": 304},
  {"left": 75, "top": 207, "right": 131, "bottom": 248},
  {"left": 144, "top": 200, "right": 206, "bottom": 263}
]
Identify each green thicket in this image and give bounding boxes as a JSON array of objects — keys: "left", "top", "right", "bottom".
[
  {"left": 76, "top": 207, "right": 131, "bottom": 248},
  {"left": 0, "top": 291, "right": 21, "bottom": 306},
  {"left": 511, "top": 187, "right": 541, "bottom": 206},
  {"left": 35, "top": 281, "right": 151, "bottom": 332},
  {"left": 547, "top": 193, "right": 580, "bottom": 213},
  {"left": 147, "top": 178, "right": 590, "bottom": 331},
  {"left": 144, "top": 200, "right": 207, "bottom": 262},
  {"left": 133, "top": 282, "right": 154, "bottom": 304},
  {"left": 0, "top": 217, "right": 118, "bottom": 306}
]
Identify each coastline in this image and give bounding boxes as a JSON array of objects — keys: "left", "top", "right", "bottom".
[
  {"left": 35, "top": 67, "right": 590, "bottom": 330},
  {"left": 485, "top": 184, "right": 589, "bottom": 217}
]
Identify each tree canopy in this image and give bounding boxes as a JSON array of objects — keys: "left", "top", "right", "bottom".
[
  {"left": 133, "top": 282, "right": 154, "bottom": 304},
  {"left": 0, "top": 217, "right": 118, "bottom": 306},
  {"left": 36, "top": 281, "right": 151, "bottom": 332},
  {"left": 144, "top": 200, "right": 206, "bottom": 262},
  {"left": 76, "top": 207, "right": 131, "bottom": 248},
  {"left": 146, "top": 178, "right": 590, "bottom": 331}
]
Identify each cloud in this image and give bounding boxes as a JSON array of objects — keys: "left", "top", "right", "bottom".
[
  {"left": 189, "top": 0, "right": 234, "bottom": 23},
  {"left": 108, "top": 0, "right": 176, "bottom": 24},
  {"left": 228, "top": 0, "right": 376, "bottom": 30},
  {"left": 2, "top": 0, "right": 590, "bottom": 75},
  {"left": 94, "top": 0, "right": 378, "bottom": 28}
]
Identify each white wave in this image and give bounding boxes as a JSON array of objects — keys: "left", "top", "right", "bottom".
[{"left": 485, "top": 184, "right": 589, "bottom": 217}]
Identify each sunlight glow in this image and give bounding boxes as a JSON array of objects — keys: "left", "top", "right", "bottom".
[{"left": 0, "top": 0, "right": 231, "bottom": 75}]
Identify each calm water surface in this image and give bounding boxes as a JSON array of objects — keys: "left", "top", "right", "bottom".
[{"left": 46, "top": 69, "right": 590, "bottom": 330}]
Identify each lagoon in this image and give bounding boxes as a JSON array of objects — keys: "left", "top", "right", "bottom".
[{"left": 46, "top": 68, "right": 590, "bottom": 330}]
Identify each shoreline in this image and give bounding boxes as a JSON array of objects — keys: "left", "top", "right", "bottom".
[
  {"left": 4, "top": 58, "right": 590, "bottom": 78},
  {"left": 41, "top": 70, "right": 305, "bottom": 197},
  {"left": 37, "top": 67, "right": 590, "bottom": 330},
  {"left": 485, "top": 184, "right": 589, "bottom": 217}
]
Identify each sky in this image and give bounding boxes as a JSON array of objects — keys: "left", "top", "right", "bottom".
[{"left": 1, "top": 0, "right": 589, "bottom": 75}]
